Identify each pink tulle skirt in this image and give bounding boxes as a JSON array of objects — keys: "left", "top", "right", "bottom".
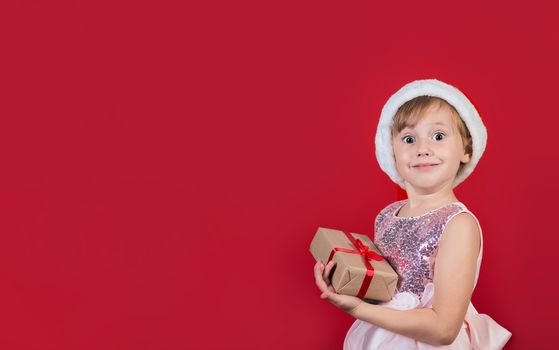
[{"left": 343, "top": 283, "right": 511, "bottom": 349}]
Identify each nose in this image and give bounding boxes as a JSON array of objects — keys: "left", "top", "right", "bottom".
[{"left": 416, "top": 139, "right": 432, "bottom": 157}]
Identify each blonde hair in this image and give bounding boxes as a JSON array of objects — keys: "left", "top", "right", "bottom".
[{"left": 391, "top": 96, "right": 473, "bottom": 174}]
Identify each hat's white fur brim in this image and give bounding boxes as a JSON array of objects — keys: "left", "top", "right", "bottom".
[{"left": 375, "top": 79, "right": 487, "bottom": 189}]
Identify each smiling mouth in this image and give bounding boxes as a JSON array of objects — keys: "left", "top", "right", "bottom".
[{"left": 413, "top": 164, "right": 439, "bottom": 168}]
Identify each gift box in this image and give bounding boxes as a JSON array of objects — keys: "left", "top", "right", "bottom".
[{"left": 310, "top": 227, "right": 398, "bottom": 302}]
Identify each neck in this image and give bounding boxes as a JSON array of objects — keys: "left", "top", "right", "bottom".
[{"left": 403, "top": 182, "right": 458, "bottom": 211}]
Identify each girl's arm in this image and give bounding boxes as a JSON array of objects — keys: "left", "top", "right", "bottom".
[
  {"left": 348, "top": 212, "right": 481, "bottom": 345},
  {"left": 315, "top": 212, "right": 481, "bottom": 346}
]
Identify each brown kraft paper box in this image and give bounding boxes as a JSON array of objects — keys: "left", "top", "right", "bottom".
[{"left": 310, "top": 227, "right": 399, "bottom": 302}]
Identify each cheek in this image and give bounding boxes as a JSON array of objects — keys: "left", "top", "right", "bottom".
[
  {"left": 393, "top": 150, "right": 409, "bottom": 168},
  {"left": 392, "top": 146, "right": 403, "bottom": 162},
  {"left": 440, "top": 146, "right": 462, "bottom": 163}
]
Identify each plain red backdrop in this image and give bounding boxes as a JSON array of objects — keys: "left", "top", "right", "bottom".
[{"left": 1, "top": 0, "right": 558, "bottom": 349}]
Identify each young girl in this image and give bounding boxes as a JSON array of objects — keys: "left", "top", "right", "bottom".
[{"left": 313, "top": 79, "right": 512, "bottom": 349}]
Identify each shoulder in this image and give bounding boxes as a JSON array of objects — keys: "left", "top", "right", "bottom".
[
  {"left": 446, "top": 212, "right": 480, "bottom": 235},
  {"left": 440, "top": 210, "right": 481, "bottom": 256},
  {"left": 385, "top": 199, "right": 406, "bottom": 214},
  {"left": 446, "top": 204, "right": 482, "bottom": 235},
  {"left": 375, "top": 200, "right": 405, "bottom": 225}
]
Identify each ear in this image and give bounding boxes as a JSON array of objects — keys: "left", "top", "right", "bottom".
[
  {"left": 460, "top": 137, "right": 472, "bottom": 164},
  {"left": 461, "top": 152, "right": 471, "bottom": 164}
]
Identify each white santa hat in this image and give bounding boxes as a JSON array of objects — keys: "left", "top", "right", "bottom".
[{"left": 375, "top": 79, "right": 487, "bottom": 189}]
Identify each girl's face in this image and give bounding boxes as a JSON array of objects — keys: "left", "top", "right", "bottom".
[{"left": 391, "top": 105, "right": 471, "bottom": 193}]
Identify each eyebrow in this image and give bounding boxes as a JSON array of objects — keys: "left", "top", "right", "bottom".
[{"left": 402, "top": 122, "right": 449, "bottom": 131}]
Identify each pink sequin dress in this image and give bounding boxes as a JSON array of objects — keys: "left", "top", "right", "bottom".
[{"left": 343, "top": 199, "right": 512, "bottom": 350}]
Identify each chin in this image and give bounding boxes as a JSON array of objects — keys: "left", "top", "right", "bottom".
[{"left": 406, "top": 180, "right": 444, "bottom": 191}]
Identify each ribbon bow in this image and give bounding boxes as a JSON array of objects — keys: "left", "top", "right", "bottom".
[
  {"left": 354, "top": 238, "right": 384, "bottom": 261},
  {"left": 327, "top": 231, "right": 384, "bottom": 299}
]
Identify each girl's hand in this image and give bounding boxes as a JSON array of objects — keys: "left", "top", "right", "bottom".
[{"left": 313, "top": 260, "right": 363, "bottom": 315}]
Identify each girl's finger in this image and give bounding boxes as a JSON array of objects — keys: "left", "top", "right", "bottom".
[
  {"left": 323, "top": 260, "right": 335, "bottom": 284},
  {"left": 313, "top": 261, "right": 329, "bottom": 292},
  {"left": 321, "top": 290, "right": 340, "bottom": 305},
  {"left": 319, "top": 279, "right": 337, "bottom": 300}
]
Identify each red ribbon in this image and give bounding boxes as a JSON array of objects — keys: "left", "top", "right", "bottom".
[{"left": 327, "top": 231, "right": 384, "bottom": 299}]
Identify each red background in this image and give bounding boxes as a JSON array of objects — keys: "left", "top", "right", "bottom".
[{"left": 1, "top": 1, "right": 557, "bottom": 349}]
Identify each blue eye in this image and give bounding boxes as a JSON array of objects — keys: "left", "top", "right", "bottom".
[{"left": 402, "top": 136, "right": 414, "bottom": 144}]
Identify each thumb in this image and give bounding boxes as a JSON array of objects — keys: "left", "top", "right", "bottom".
[{"left": 321, "top": 290, "right": 340, "bottom": 303}]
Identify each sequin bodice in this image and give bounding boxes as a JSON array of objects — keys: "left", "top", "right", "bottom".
[{"left": 374, "top": 199, "right": 476, "bottom": 297}]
